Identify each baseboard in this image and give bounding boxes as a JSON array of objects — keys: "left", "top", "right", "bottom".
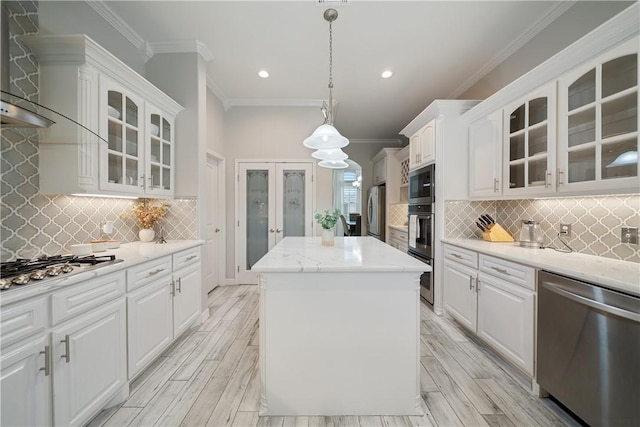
[{"left": 224, "top": 279, "right": 237, "bottom": 285}]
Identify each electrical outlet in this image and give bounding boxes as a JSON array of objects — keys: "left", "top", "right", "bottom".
[
  {"left": 621, "top": 227, "right": 638, "bottom": 245},
  {"left": 559, "top": 223, "right": 571, "bottom": 237}
]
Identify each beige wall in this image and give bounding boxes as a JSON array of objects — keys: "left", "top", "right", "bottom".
[{"left": 459, "top": 1, "right": 634, "bottom": 99}]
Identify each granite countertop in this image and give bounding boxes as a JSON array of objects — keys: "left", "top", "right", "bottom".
[
  {"left": 389, "top": 225, "right": 408, "bottom": 232},
  {"left": 252, "top": 236, "right": 428, "bottom": 273},
  {"left": 0, "top": 240, "right": 204, "bottom": 307},
  {"left": 442, "top": 238, "right": 640, "bottom": 297}
]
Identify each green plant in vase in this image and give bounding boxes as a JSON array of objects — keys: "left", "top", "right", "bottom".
[{"left": 315, "top": 209, "right": 341, "bottom": 246}]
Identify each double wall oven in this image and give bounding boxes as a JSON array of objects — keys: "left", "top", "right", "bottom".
[{"left": 407, "top": 164, "right": 435, "bottom": 305}]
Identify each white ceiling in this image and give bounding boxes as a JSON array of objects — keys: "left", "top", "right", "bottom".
[{"left": 102, "top": 1, "right": 574, "bottom": 140}]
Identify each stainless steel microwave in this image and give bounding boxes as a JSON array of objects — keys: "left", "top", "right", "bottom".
[{"left": 408, "top": 164, "right": 435, "bottom": 205}]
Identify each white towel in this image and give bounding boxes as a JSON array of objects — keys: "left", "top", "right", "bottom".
[{"left": 409, "top": 215, "right": 418, "bottom": 248}]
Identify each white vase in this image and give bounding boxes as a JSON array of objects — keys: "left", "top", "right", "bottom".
[
  {"left": 321, "top": 228, "right": 334, "bottom": 246},
  {"left": 139, "top": 228, "right": 155, "bottom": 242}
]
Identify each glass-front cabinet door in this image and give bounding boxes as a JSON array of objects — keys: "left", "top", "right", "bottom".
[
  {"left": 237, "top": 162, "right": 314, "bottom": 284},
  {"left": 557, "top": 38, "right": 638, "bottom": 193},
  {"left": 502, "top": 83, "right": 556, "bottom": 196},
  {"left": 145, "top": 105, "right": 174, "bottom": 196},
  {"left": 99, "top": 78, "right": 144, "bottom": 194}
]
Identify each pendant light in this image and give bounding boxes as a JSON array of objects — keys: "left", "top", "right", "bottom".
[
  {"left": 304, "top": 8, "right": 350, "bottom": 161},
  {"left": 311, "top": 147, "right": 348, "bottom": 161},
  {"left": 318, "top": 159, "right": 349, "bottom": 169}
]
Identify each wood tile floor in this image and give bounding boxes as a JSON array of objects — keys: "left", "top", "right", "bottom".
[{"left": 88, "top": 285, "right": 579, "bottom": 427}]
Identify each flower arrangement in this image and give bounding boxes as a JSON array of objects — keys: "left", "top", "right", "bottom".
[
  {"left": 314, "top": 209, "right": 341, "bottom": 230},
  {"left": 123, "top": 198, "right": 168, "bottom": 229}
]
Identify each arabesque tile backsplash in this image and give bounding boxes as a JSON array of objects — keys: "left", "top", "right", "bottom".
[
  {"left": 445, "top": 195, "right": 640, "bottom": 263},
  {"left": 1, "top": 1, "right": 198, "bottom": 261}
]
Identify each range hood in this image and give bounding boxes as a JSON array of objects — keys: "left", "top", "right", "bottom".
[{"left": 1, "top": 3, "right": 54, "bottom": 129}]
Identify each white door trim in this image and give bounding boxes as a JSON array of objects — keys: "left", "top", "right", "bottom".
[{"left": 206, "top": 151, "right": 225, "bottom": 293}]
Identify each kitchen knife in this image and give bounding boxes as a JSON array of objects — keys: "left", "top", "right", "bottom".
[
  {"left": 485, "top": 214, "right": 496, "bottom": 224},
  {"left": 476, "top": 221, "right": 487, "bottom": 232},
  {"left": 478, "top": 217, "right": 490, "bottom": 228},
  {"left": 481, "top": 215, "right": 494, "bottom": 228}
]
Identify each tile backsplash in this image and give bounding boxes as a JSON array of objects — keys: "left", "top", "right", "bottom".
[
  {"left": 445, "top": 195, "right": 640, "bottom": 263},
  {"left": 1, "top": 1, "right": 198, "bottom": 261},
  {"left": 389, "top": 203, "right": 408, "bottom": 226}
]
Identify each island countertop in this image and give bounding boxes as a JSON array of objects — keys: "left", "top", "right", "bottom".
[{"left": 252, "top": 236, "right": 430, "bottom": 273}]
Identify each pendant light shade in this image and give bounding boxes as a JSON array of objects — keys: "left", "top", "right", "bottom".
[
  {"left": 305, "top": 8, "right": 349, "bottom": 156},
  {"left": 606, "top": 150, "right": 638, "bottom": 168},
  {"left": 318, "top": 159, "right": 349, "bottom": 169},
  {"left": 311, "top": 147, "right": 348, "bottom": 161}
]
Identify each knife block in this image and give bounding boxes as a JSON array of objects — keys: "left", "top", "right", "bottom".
[{"left": 482, "top": 223, "right": 515, "bottom": 242}]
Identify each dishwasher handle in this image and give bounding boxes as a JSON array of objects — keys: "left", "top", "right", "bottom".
[{"left": 542, "top": 282, "right": 640, "bottom": 323}]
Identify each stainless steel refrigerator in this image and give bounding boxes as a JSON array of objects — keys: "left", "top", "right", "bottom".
[{"left": 366, "top": 185, "right": 385, "bottom": 241}]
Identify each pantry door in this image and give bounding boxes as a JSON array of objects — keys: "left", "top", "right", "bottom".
[{"left": 237, "top": 162, "right": 314, "bottom": 284}]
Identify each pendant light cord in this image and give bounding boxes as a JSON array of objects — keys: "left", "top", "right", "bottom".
[{"left": 326, "top": 19, "right": 334, "bottom": 124}]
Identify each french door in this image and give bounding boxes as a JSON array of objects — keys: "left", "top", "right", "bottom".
[{"left": 237, "top": 162, "right": 314, "bottom": 284}]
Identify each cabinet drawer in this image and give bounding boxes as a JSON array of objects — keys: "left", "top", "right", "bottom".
[
  {"left": 0, "top": 297, "right": 47, "bottom": 348},
  {"left": 173, "top": 247, "right": 201, "bottom": 271},
  {"left": 479, "top": 254, "right": 535, "bottom": 291},
  {"left": 127, "top": 256, "right": 172, "bottom": 292},
  {"left": 443, "top": 244, "right": 478, "bottom": 269},
  {"left": 51, "top": 271, "right": 125, "bottom": 326}
]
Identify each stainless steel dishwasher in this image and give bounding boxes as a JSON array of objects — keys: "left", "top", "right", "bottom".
[{"left": 538, "top": 271, "right": 640, "bottom": 427}]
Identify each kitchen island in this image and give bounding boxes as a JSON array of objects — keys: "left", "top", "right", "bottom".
[{"left": 251, "top": 236, "right": 429, "bottom": 416}]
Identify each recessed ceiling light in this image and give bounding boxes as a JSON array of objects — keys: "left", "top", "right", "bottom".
[
  {"left": 381, "top": 70, "right": 393, "bottom": 79},
  {"left": 258, "top": 70, "right": 269, "bottom": 78}
]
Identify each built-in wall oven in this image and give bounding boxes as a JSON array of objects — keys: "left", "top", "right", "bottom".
[{"left": 408, "top": 203, "right": 434, "bottom": 305}]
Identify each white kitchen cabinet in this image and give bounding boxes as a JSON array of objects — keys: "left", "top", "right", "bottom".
[
  {"left": 0, "top": 335, "right": 51, "bottom": 427},
  {"left": 127, "top": 276, "right": 173, "bottom": 379},
  {"left": 408, "top": 119, "right": 436, "bottom": 171},
  {"left": 469, "top": 110, "right": 503, "bottom": 198},
  {"left": 477, "top": 272, "right": 535, "bottom": 376},
  {"left": 172, "top": 263, "right": 202, "bottom": 337},
  {"left": 25, "top": 34, "right": 182, "bottom": 198},
  {"left": 373, "top": 156, "right": 387, "bottom": 184},
  {"left": 502, "top": 83, "right": 557, "bottom": 197},
  {"left": 443, "top": 259, "right": 477, "bottom": 332},
  {"left": 52, "top": 298, "right": 127, "bottom": 427},
  {"left": 557, "top": 38, "right": 638, "bottom": 195},
  {"left": 443, "top": 243, "right": 536, "bottom": 378},
  {"left": 388, "top": 227, "right": 408, "bottom": 250}
]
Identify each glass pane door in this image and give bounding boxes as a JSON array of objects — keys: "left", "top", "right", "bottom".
[
  {"left": 246, "top": 168, "right": 272, "bottom": 270},
  {"left": 104, "top": 89, "right": 141, "bottom": 191},
  {"left": 275, "top": 163, "right": 313, "bottom": 244}
]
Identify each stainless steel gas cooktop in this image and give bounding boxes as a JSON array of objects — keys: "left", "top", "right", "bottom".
[{"left": 0, "top": 254, "right": 123, "bottom": 291}]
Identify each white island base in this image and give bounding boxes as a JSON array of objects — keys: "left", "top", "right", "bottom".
[{"left": 253, "top": 237, "right": 428, "bottom": 416}]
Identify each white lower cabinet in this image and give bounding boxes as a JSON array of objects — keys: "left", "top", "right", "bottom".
[
  {"left": 127, "top": 276, "right": 173, "bottom": 379},
  {"left": 0, "top": 335, "right": 51, "bottom": 427},
  {"left": 443, "top": 260, "right": 478, "bottom": 331},
  {"left": 443, "top": 243, "right": 536, "bottom": 377},
  {"left": 173, "top": 264, "right": 202, "bottom": 337},
  {"left": 52, "top": 298, "right": 127, "bottom": 426},
  {"left": 477, "top": 272, "right": 535, "bottom": 376}
]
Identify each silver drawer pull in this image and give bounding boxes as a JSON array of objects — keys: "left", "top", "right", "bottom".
[
  {"left": 170, "top": 280, "right": 176, "bottom": 296},
  {"left": 185, "top": 255, "right": 197, "bottom": 261},
  {"left": 177, "top": 277, "right": 182, "bottom": 293},
  {"left": 60, "top": 335, "right": 70, "bottom": 363},
  {"left": 491, "top": 266, "right": 509, "bottom": 275},
  {"left": 40, "top": 345, "right": 50, "bottom": 376},
  {"left": 451, "top": 253, "right": 462, "bottom": 259},
  {"left": 469, "top": 276, "right": 474, "bottom": 291},
  {"left": 148, "top": 268, "right": 165, "bottom": 276}
]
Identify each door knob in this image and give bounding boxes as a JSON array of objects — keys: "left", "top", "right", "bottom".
[
  {"left": 276, "top": 229, "right": 282, "bottom": 233},
  {"left": 215, "top": 228, "right": 220, "bottom": 232},
  {"left": 269, "top": 228, "right": 275, "bottom": 233}
]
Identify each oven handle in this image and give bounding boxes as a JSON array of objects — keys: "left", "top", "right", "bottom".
[{"left": 542, "top": 282, "right": 640, "bottom": 323}]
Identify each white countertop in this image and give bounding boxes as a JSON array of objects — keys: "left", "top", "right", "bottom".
[
  {"left": 443, "top": 238, "right": 640, "bottom": 297},
  {"left": 0, "top": 240, "right": 204, "bottom": 307},
  {"left": 252, "top": 236, "right": 429, "bottom": 273}
]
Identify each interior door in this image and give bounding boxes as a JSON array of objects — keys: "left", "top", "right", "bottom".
[
  {"left": 205, "top": 156, "right": 223, "bottom": 293},
  {"left": 237, "top": 162, "right": 313, "bottom": 284}
]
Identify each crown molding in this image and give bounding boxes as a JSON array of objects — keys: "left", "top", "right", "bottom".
[
  {"left": 448, "top": 1, "right": 575, "bottom": 99},
  {"left": 462, "top": 2, "right": 639, "bottom": 124},
  {"left": 148, "top": 40, "right": 214, "bottom": 62},
  {"left": 84, "top": 0, "right": 145, "bottom": 49},
  {"left": 349, "top": 139, "right": 403, "bottom": 145},
  {"left": 206, "top": 76, "right": 230, "bottom": 110},
  {"left": 225, "top": 99, "right": 326, "bottom": 109}
]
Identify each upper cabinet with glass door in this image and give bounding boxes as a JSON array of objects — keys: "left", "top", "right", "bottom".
[
  {"left": 502, "top": 83, "right": 556, "bottom": 196},
  {"left": 146, "top": 105, "right": 175, "bottom": 197},
  {"left": 557, "top": 38, "right": 638, "bottom": 194}
]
